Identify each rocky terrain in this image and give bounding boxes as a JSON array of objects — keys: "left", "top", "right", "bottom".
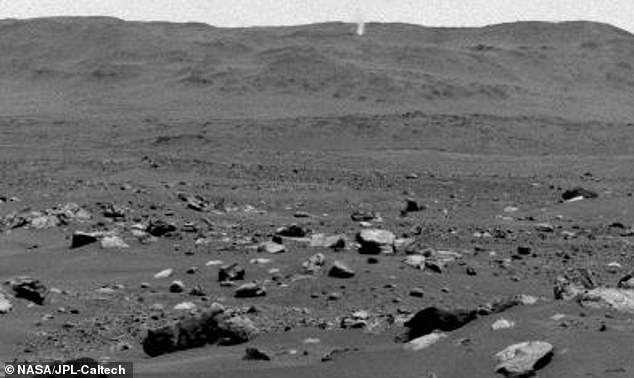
[{"left": 0, "top": 17, "right": 633, "bottom": 378}]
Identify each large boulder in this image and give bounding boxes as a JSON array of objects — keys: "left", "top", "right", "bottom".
[
  {"left": 495, "top": 341, "right": 554, "bottom": 377},
  {"left": 356, "top": 229, "right": 395, "bottom": 254}
]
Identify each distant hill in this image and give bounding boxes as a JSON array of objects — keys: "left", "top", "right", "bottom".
[{"left": 1, "top": 17, "right": 633, "bottom": 120}]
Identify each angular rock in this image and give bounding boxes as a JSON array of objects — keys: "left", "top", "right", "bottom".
[
  {"left": 70, "top": 231, "right": 100, "bottom": 249},
  {"left": 495, "top": 341, "right": 553, "bottom": 377},
  {"left": 404, "top": 332, "right": 447, "bottom": 351},
  {"left": 580, "top": 287, "right": 634, "bottom": 313},
  {"left": 169, "top": 280, "right": 185, "bottom": 293},
  {"left": 100, "top": 235, "right": 129, "bottom": 249},
  {"left": 617, "top": 273, "right": 634, "bottom": 289},
  {"left": 402, "top": 307, "right": 477, "bottom": 341},
  {"left": 142, "top": 306, "right": 226, "bottom": 356},
  {"left": 235, "top": 283, "right": 266, "bottom": 298},
  {"left": 218, "top": 263, "right": 246, "bottom": 282},
  {"left": 328, "top": 261, "right": 355, "bottom": 279},
  {"left": 100, "top": 202, "right": 126, "bottom": 219},
  {"left": 356, "top": 229, "right": 395, "bottom": 254},
  {"left": 403, "top": 197, "right": 424, "bottom": 214},
  {"left": 562, "top": 187, "right": 598, "bottom": 200},
  {"left": 309, "top": 234, "right": 346, "bottom": 251},
  {"left": 243, "top": 347, "right": 272, "bottom": 361},
  {"left": 146, "top": 220, "right": 177, "bottom": 237},
  {"left": 275, "top": 224, "right": 308, "bottom": 238},
  {"left": 177, "top": 192, "right": 209, "bottom": 212},
  {"left": 8, "top": 276, "right": 47, "bottom": 305},
  {"left": 217, "top": 316, "right": 260, "bottom": 345}
]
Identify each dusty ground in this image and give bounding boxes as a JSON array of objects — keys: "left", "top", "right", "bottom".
[{"left": 0, "top": 17, "right": 633, "bottom": 378}]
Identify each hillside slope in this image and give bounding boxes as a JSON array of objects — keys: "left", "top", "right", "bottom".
[{"left": 0, "top": 17, "right": 633, "bottom": 120}]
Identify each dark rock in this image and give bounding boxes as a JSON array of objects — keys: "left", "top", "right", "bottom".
[
  {"left": 142, "top": 306, "right": 226, "bottom": 357},
  {"left": 466, "top": 267, "right": 477, "bottom": 276},
  {"left": 517, "top": 246, "right": 531, "bottom": 255},
  {"left": 356, "top": 229, "right": 395, "bottom": 254},
  {"left": 403, "top": 197, "right": 425, "bottom": 214},
  {"left": 169, "top": 280, "right": 185, "bottom": 293},
  {"left": 402, "top": 307, "right": 477, "bottom": 341},
  {"left": 8, "top": 276, "right": 47, "bottom": 305},
  {"left": 562, "top": 187, "right": 598, "bottom": 200},
  {"left": 328, "top": 261, "right": 355, "bottom": 278},
  {"left": 243, "top": 347, "right": 272, "bottom": 361},
  {"left": 70, "top": 231, "right": 99, "bottom": 249},
  {"left": 218, "top": 263, "right": 246, "bottom": 282},
  {"left": 410, "top": 287, "right": 424, "bottom": 297},
  {"left": 275, "top": 224, "right": 308, "bottom": 238},
  {"left": 177, "top": 192, "right": 209, "bottom": 212},
  {"left": 235, "top": 283, "right": 266, "bottom": 298},
  {"left": 147, "top": 220, "right": 177, "bottom": 237}
]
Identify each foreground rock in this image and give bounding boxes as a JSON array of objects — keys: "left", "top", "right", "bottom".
[
  {"left": 7, "top": 276, "right": 47, "bottom": 305},
  {"left": 142, "top": 306, "right": 259, "bottom": 356},
  {"left": 495, "top": 341, "right": 554, "bottom": 377},
  {"left": 356, "top": 229, "right": 395, "bottom": 254}
]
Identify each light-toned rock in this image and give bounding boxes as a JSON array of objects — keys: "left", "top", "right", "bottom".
[
  {"left": 356, "top": 229, "right": 395, "bottom": 254},
  {"left": 101, "top": 235, "right": 129, "bottom": 249},
  {"left": 154, "top": 268, "right": 173, "bottom": 279},
  {"left": 495, "top": 341, "right": 553, "bottom": 377},
  {"left": 404, "top": 332, "right": 447, "bottom": 351},
  {"left": 173, "top": 302, "right": 197, "bottom": 311},
  {"left": 491, "top": 318, "right": 515, "bottom": 330},
  {"left": 0, "top": 291, "right": 12, "bottom": 314},
  {"left": 257, "top": 241, "right": 286, "bottom": 254}
]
